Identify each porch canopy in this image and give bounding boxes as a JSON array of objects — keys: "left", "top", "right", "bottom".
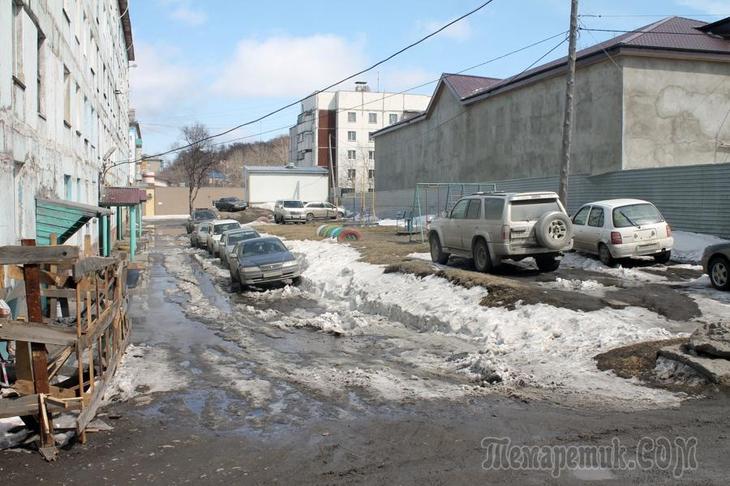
[
  {"left": 35, "top": 197, "right": 111, "bottom": 245},
  {"left": 99, "top": 187, "right": 147, "bottom": 207}
]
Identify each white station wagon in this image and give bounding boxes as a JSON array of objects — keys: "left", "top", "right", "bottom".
[{"left": 572, "top": 199, "right": 673, "bottom": 266}]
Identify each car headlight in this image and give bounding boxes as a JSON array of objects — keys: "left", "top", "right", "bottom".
[
  {"left": 282, "top": 260, "right": 298, "bottom": 268},
  {"left": 242, "top": 266, "right": 261, "bottom": 273}
]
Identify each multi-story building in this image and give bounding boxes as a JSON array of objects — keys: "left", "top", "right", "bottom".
[
  {"left": 0, "top": 0, "right": 135, "bottom": 247},
  {"left": 128, "top": 108, "right": 142, "bottom": 184},
  {"left": 289, "top": 82, "right": 430, "bottom": 196}
]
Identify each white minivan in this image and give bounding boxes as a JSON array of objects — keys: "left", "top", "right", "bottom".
[{"left": 571, "top": 199, "right": 673, "bottom": 266}]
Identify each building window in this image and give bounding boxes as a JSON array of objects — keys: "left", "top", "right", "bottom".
[
  {"left": 347, "top": 112, "right": 356, "bottom": 123},
  {"left": 63, "top": 66, "right": 71, "bottom": 127},
  {"left": 341, "top": 188, "right": 354, "bottom": 195},
  {"left": 368, "top": 150, "right": 374, "bottom": 161},
  {"left": 368, "top": 113, "right": 377, "bottom": 123},
  {"left": 64, "top": 175, "right": 72, "bottom": 200},
  {"left": 389, "top": 113, "right": 399, "bottom": 125},
  {"left": 347, "top": 150, "right": 356, "bottom": 160},
  {"left": 37, "top": 32, "right": 46, "bottom": 116},
  {"left": 347, "top": 131, "right": 356, "bottom": 142},
  {"left": 12, "top": 2, "right": 23, "bottom": 83},
  {"left": 368, "top": 169, "right": 375, "bottom": 179},
  {"left": 347, "top": 169, "right": 356, "bottom": 179}
]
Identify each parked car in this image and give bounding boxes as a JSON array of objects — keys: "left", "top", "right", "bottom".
[
  {"left": 428, "top": 192, "right": 573, "bottom": 273},
  {"left": 572, "top": 199, "right": 673, "bottom": 266},
  {"left": 186, "top": 208, "right": 217, "bottom": 233},
  {"left": 228, "top": 237, "right": 301, "bottom": 288},
  {"left": 702, "top": 243, "right": 730, "bottom": 291},
  {"left": 302, "top": 201, "right": 340, "bottom": 221},
  {"left": 219, "top": 227, "right": 261, "bottom": 267},
  {"left": 205, "top": 219, "right": 242, "bottom": 255},
  {"left": 274, "top": 200, "right": 306, "bottom": 224},
  {"left": 190, "top": 222, "right": 210, "bottom": 248},
  {"left": 215, "top": 197, "right": 248, "bottom": 212}
]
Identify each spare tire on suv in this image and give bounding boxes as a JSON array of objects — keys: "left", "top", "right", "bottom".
[{"left": 535, "top": 211, "right": 573, "bottom": 250}]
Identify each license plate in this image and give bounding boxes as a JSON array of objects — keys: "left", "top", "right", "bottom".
[{"left": 263, "top": 271, "right": 281, "bottom": 279}]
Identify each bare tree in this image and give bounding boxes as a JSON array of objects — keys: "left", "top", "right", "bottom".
[{"left": 176, "top": 123, "right": 219, "bottom": 214}]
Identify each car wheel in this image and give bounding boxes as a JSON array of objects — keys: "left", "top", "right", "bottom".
[
  {"left": 653, "top": 250, "right": 671, "bottom": 264},
  {"left": 709, "top": 256, "right": 730, "bottom": 290},
  {"left": 429, "top": 233, "right": 450, "bottom": 264},
  {"left": 599, "top": 244, "right": 615, "bottom": 267},
  {"left": 535, "top": 254, "right": 560, "bottom": 272},
  {"left": 306, "top": 213, "right": 314, "bottom": 222},
  {"left": 472, "top": 238, "right": 493, "bottom": 273},
  {"left": 337, "top": 211, "right": 344, "bottom": 219}
]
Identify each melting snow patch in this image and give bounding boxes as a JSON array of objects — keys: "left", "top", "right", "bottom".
[
  {"left": 286, "top": 238, "right": 683, "bottom": 407},
  {"left": 105, "top": 344, "right": 188, "bottom": 403},
  {"left": 672, "top": 231, "right": 729, "bottom": 264}
]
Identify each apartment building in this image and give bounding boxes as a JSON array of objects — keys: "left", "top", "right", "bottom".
[
  {"left": 289, "top": 82, "right": 430, "bottom": 196},
  {"left": 0, "top": 0, "right": 135, "bottom": 247}
]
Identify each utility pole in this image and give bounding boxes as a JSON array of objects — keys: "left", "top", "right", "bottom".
[{"left": 559, "top": 0, "right": 579, "bottom": 207}]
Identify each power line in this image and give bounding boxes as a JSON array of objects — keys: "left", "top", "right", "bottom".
[
  {"left": 580, "top": 13, "right": 729, "bottom": 18},
  {"left": 105, "top": 0, "right": 496, "bottom": 172},
  {"left": 580, "top": 27, "right": 717, "bottom": 36}
]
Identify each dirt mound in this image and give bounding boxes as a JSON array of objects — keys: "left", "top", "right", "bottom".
[{"left": 222, "top": 207, "right": 273, "bottom": 224}]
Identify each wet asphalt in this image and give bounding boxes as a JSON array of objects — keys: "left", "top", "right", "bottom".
[{"left": 1, "top": 219, "right": 729, "bottom": 485}]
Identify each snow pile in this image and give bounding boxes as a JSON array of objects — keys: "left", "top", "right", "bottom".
[
  {"left": 377, "top": 219, "right": 399, "bottom": 227},
  {"left": 105, "top": 344, "right": 188, "bottom": 403},
  {"left": 406, "top": 252, "right": 432, "bottom": 261},
  {"left": 672, "top": 231, "right": 728, "bottom": 264},
  {"left": 287, "top": 239, "right": 681, "bottom": 407},
  {"left": 0, "top": 417, "right": 29, "bottom": 449},
  {"left": 561, "top": 253, "right": 668, "bottom": 283}
]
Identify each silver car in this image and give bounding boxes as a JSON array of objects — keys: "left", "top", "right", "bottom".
[
  {"left": 206, "top": 219, "right": 242, "bottom": 256},
  {"left": 572, "top": 199, "right": 673, "bottom": 266},
  {"left": 190, "top": 222, "right": 210, "bottom": 248},
  {"left": 303, "top": 201, "right": 341, "bottom": 221},
  {"left": 428, "top": 192, "right": 573, "bottom": 273},
  {"left": 702, "top": 243, "right": 730, "bottom": 291},
  {"left": 274, "top": 200, "right": 306, "bottom": 224},
  {"left": 228, "top": 237, "right": 301, "bottom": 287},
  {"left": 219, "top": 228, "right": 260, "bottom": 267}
]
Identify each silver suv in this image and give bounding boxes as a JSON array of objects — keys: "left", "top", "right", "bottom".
[
  {"left": 428, "top": 192, "right": 573, "bottom": 273},
  {"left": 274, "top": 200, "right": 306, "bottom": 224}
]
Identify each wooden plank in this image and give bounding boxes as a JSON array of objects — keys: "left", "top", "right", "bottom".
[
  {"left": 80, "top": 300, "right": 119, "bottom": 348},
  {"left": 0, "top": 394, "right": 81, "bottom": 419},
  {"left": 73, "top": 257, "right": 118, "bottom": 281},
  {"left": 0, "top": 245, "right": 80, "bottom": 265},
  {"left": 12, "top": 380, "right": 78, "bottom": 399},
  {"left": 0, "top": 320, "right": 78, "bottom": 346},
  {"left": 41, "top": 288, "right": 77, "bottom": 299}
]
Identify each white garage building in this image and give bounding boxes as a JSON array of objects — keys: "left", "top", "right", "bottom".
[{"left": 243, "top": 165, "right": 329, "bottom": 204}]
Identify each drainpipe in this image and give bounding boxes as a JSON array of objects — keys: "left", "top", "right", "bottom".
[{"left": 129, "top": 205, "right": 136, "bottom": 262}]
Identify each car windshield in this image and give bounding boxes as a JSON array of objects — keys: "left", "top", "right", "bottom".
[
  {"left": 194, "top": 210, "right": 215, "bottom": 220},
  {"left": 283, "top": 201, "right": 303, "bottom": 208},
  {"left": 227, "top": 232, "right": 259, "bottom": 245},
  {"left": 509, "top": 199, "right": 561, "bottom": 222},
  {"left": 214, "top": 223, "right": 240, "bottom": 234},
  {"left": 613, "top": 204, "right": 664, "bottom": 228},
  {"left": 199, "top": 225, "right": 209, "bottom": 233},
  {"left": 242, "top": 239, "right": 287, "bottom": 255}
]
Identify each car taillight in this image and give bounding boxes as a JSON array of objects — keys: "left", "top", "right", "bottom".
[
  {"left": 501, "top": 225, "right": 510, "bottom": 240},
  {"left": 610, "top": 232, "right": 623, "bottom": 244},
  {"left": 666, "top": 224, "right": 672, "bottom": 237}
]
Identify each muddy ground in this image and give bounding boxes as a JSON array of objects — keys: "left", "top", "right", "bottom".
[{"left": 1, "top": 219, "right": 729, "bottom": 484}]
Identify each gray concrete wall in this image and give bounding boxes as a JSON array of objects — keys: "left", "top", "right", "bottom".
[
  {"left": 375, "top": 59, "right": 623, "bottom": 193},
  {"left": 622, "top": 56, "right": 730, "bottom": 169}
]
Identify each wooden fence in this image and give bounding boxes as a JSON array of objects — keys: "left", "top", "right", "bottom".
[{"left": 0, "top": 238, "right": 130, "bottom": 460}]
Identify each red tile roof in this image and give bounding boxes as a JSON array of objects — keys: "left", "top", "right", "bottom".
[{"left": 100, "top": 187, "right": 147, "bottom": 206}]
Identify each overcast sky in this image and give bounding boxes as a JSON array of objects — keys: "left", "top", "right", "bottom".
[{"left": 129, "top": 0, "right": 730, "bottom": 159}]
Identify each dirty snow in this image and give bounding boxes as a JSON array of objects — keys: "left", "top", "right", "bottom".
[
  {"left": 105, "top": 344, "right": 189, "bottom": 403},
  {"left": 406, "top": 252, "right": 432, "bottom": 261},
  {"left": 285, "top": 239, "right": 681, "bottom": 407},
  {"left": 672, "top": 230, "right": 728, "bottom": 264},
  {"left": 561, "top": 253, "right": 669, "bottom": 283}
]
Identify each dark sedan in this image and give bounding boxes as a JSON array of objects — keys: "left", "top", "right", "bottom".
[
  {"left": 215, "top": 197, "right": 248, "bottom": 212},
  {"left": 228, "top": 237, "right": 301, "bottom": 288},
  {"left": 702, "top": 242, "right": 730, "bottom": 291},
  {"left": 186, "top": 208, "right": 217, "bottom": 233}
]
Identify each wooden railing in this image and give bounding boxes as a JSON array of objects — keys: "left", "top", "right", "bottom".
[{"left": 0, "top": 238, "right": 130, "bottom": 460}]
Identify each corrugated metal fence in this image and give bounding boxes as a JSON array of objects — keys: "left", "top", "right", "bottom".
[{"left": 363, "top": 163, "right": 730, "bottom": 238}]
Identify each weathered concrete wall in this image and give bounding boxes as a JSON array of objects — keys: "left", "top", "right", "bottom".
[
  {"left": 622, "top": 56, "right": 730, "bottom": 169},
  {"left": 0, "top": 1, "right": 132, "bottom": 248},
  {"left": 375, "top": 59, "right": 623, "bottom": 192},
  {"left": 153, "top": 187, "right": 245, "bottom": 215}
]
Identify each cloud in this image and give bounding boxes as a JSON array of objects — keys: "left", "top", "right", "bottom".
[
  {"left": 416, "top": 18, "right": 472, "bottom": 42},
  {"left": 160, "top": 0, "right": 207, "bottom": 26},
  {"left": 212, "top": 34, "right": 367, "bottom": 97},
  {"left": 130, "top": 43, "right": 198, "bottom": 118},
  {"left": 378, "top": 67, "right": 436, "bottom": 93},
  {"left": 675, "top": 0, "right": 730, "bottom": 13}
]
